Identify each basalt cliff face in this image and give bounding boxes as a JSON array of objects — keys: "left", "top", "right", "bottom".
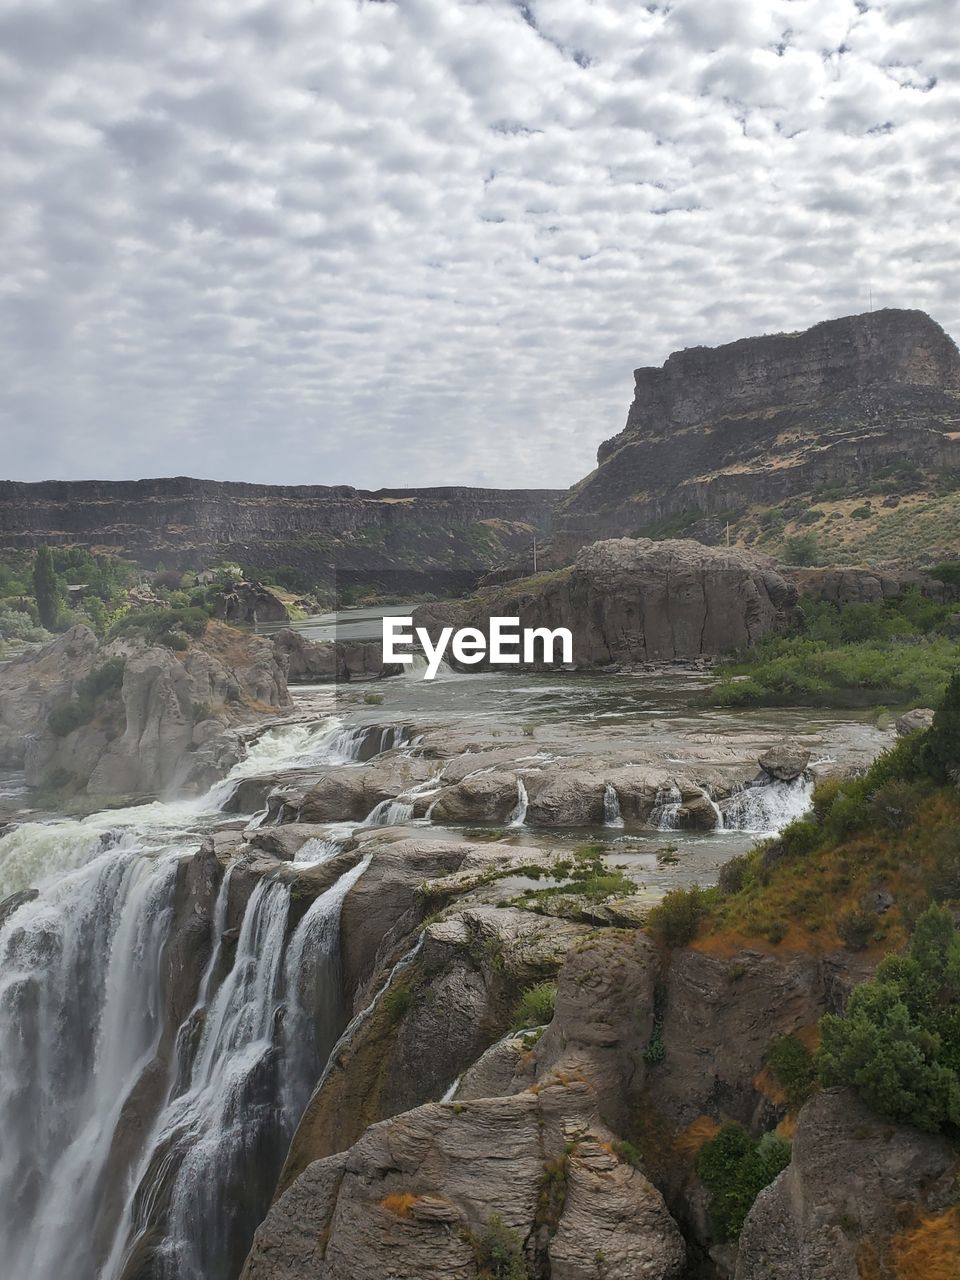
[
  {"left": 556, "top": 309, "right": 960, "bottom": 554},
  {"left": 0, "top": 479, "right": 561, "bottom": 593}
]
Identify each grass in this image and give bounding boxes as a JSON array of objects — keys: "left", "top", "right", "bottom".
[{"left": 700, "top": 729, "right": 960, "bottom": 955}]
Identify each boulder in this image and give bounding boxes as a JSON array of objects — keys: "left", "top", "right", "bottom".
[
  {"left": 213, "top": 581, "right": 289, "bottom": 625},
  {"left": 896, "top": 707, "right": 935, "bottom": 737},
  {"left": 758, "top": 743, "right": 811, "bottom": 782}
]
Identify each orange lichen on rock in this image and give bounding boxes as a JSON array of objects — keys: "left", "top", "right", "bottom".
[
  {"left": 891, "top": 1209, "right": 960, "bottom": 1280},
  {"left": 380, "top": 1193, "right": 417, "bottom": 1219}
]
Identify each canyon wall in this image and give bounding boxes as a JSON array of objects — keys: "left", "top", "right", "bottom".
[
  {"left": 0, "top": 478, "right": 562, "bottom": 593},
  {"left": 557, "top": 308, "right": 960, "bottom": 551}
]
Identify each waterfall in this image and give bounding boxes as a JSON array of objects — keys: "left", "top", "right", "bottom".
[
  {"left": 603, "top": 783, "right": 624, "bottom": 828},
  {"left": 721, "top": 774, "right": 814, "bottom": 834},
  {"left": 508, "top": 777, "right": 529, "bottom": 827},
  {"left": 204, "top": 717, "right": 394, "bottom": 811},
  {"left": 0, "top": 846, "right": 178, "bottom": 1280},
  {"left": 359, "top": 771, "right": 442, "bottom": 828},
  {"left": 0, "top": 715, "right": 377, "bottom": 1280},
  {"left": 280, "top": 856, "right": 371, "bottom": 1120},
  {"left": 361, "top": 798, "right": 416, "bottom": 827},
  {"left": 103, "top": 857, "right": 371, "bottom": 1280},
  {"left": 650, "top": 781, "right": 683, "bottom": 831}
]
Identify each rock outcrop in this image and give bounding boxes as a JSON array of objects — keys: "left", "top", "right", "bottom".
[
  {"left": 0, "top": 621, "right": 291, "bottom": 797},
  {"left": 736, "top": 1089, "right": 959, "bottom": 1280},
  {"left": 557, "top": 309, "right": 960, "bottom": 552},
  {"left": 243, "top": 1086, "right": 686, "bottom": 1280},
  {"left": 213, "top": 580, "right": 290, "bottom": 625},
  {"left": 416, "top": 538, "right": 797, "bottom": 666}
]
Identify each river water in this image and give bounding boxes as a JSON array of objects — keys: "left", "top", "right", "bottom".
[{"left": 0, "top": 607, "right": 891, "bottom": 1279}]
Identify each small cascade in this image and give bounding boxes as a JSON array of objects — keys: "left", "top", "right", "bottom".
[
  {"left": 361, "top": 798, "right": 416, "bottom": 828},
  {"left": 650, "top": 781, "right": 683, "bottom": 831},
  {"left": 508, "top": 777, "right": 529, "bottom": 827},
  {"left": 603, "top": 783, "right": 624, "bottom": 828},
  {"left": 360, "top": 771, "right": 443, "bottom": 828},
  {"left": 721, "top": 774, "right": 814, "bottom": 834}
]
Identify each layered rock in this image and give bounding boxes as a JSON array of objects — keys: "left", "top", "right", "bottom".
[
  {"left": 557, "top": 309, "right": 960, "bottom": 552},
  {"left": 416, "top": 537, "right": 797, "bottom": 666},
  {"left": 736, "top": 1089, "right": 959, "bottom": 1280},
  {"left": 0, "top": 478, "right": 560, "bottom": 594},
  {"left": 0, "top": 621, "right": 291, "bottom": 797}
]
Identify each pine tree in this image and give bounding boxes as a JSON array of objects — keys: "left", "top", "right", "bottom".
[{"left": 33, "top": 545, "right": 60, "bottom": 630}]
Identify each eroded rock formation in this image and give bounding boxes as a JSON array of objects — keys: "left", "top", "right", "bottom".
[
  {"left": 557, "top": 309, "right": 960, "bottom": 551},
  {"left": 416, "top": 537, "right": 798, "bottom": 666}
]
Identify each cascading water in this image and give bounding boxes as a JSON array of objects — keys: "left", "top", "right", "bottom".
[
  {"left": 508, "top": 777, "right": 529, "bottom": 827},
  {"left": 721, "top": 773, "right": 814, "bottom": 834},
  {"left": 603, "top": 783, "right": 624, "bottom": 828},
  {"left": 359, "top": 771, "right": 443, "bottom": 828},
  {"left": 0, "top": 714, "right": 380, "bottom": 1280},
  {"left": 0, "top": 847, "right": 178, "bottom": 1280},
  {"left": 650, "top": 781, "right": 683, "bottom": 831}
]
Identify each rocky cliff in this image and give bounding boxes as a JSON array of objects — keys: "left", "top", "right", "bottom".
[
  {"left": 415, "top": 538, "right": 798, "bottom": 667},
  {"left": 557, "top": 309, "right": 960, "bottom": 559},
  {"left": 0, "top": 478, "right": 561, "bottom": 594},
  {"left": 0, "top": 622, "right": 290, "bottom": 801}
]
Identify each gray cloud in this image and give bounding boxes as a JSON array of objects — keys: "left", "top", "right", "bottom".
[{"left": 0, "top": 0, "right": 957, "bottom": 488}]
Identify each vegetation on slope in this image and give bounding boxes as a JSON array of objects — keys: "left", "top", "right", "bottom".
[{"left": 710, "top": 592, "right": 960, "bottom": 709}]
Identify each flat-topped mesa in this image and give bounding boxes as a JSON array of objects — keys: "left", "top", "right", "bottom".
[
  {"left": 559, "top": 308, "right": 960, "bottom": 550},
  {"left": 610, "top": 308, "right": 960, "bottom": 449}
]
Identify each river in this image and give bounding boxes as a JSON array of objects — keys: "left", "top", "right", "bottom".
[{"left": 0, "top": 606, "right": 891, "bottom": 1279}]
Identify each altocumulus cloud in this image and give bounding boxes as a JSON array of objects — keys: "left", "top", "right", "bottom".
[{"left": 0, "top": 0, "right": 957, "bottom": 487}]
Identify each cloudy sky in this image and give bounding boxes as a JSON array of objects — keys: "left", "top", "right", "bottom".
[{"left": 1, "top": 0, "right": 957, "bottom": 490}]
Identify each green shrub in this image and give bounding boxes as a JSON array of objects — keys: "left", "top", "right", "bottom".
[
  {"left": 696, "top": 1125, "right": 791, "bottom": 1239},
  {"left": 865, "top": 778, "right": 928, "bottom": 830},
  {"left": 46, "top": 658, "right": 125, "bottom": 737},
  {"left": 718, "top": 854, "right": 751, "bottom": 895},
  {"left": 836, "top": 907, "right": 879, "bottom": 951},
  {"left": 511, "top": 982, "right": 557, "bottom": 1030},
  {"left": 781, "top": 533, "right": 820, "bottom": 566},
  {"left": 363, "top": 691, "right": 384, "bottom": 705},
  {"left": 109, "top": 606, "right": 209, "bottom": 643},
  {"left": 929, "top": 828, "right": 960, "bottom": 902},
  {"left": 817, "top": 905, "right": 960, "bottom": 1131},
  {"left": 766, "top": 1035, "right": 816, "bottom": 1109},
  {"left": 923, "top": 670, "right": 960, "bottom": 783},
  {"left": 777, "top": 819, "right": 821, "bottom": 858},
  {"left": 850, "top": 505, "right": 873, "bottom": 520},
  {"left": 473, "top": 1215, "right": 530, "bottom": 1279},
  {"left": 159, "top": 630, "right": 189, "bottom": 651},
  {"left": 382, "top": 982, "right": 413, "bottom": 1024},
  {"left": 649, "top": 884, "right": 709, "bottom": 945},
  {"left": 929, "top": 560, "right": 960, "bottom": 589}
]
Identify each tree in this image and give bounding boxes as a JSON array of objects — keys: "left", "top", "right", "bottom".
[
  {"left": 924, "top": 670, "right": 960, "bottom": 784},
  {"left": 817, "top": 905, "right": 960, "bottom": 1132},
  {"left": 32, "top": 546, "right": 61, "bottom": 630}
]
